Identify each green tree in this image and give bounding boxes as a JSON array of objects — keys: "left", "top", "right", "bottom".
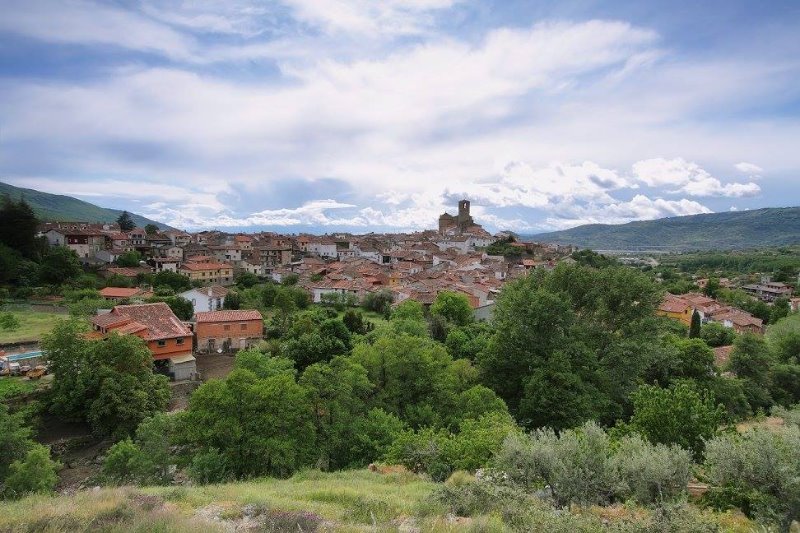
[
  {"left": 223, "top": 290, "right": 241, "bottom": 310},
  {"left": 116, "top": 211, "right": 135, "bottom": 231},
  {"left": 144, "top": 223, "right": 159, "bottom": 235},
  {"left": 103, "top": 413, "right": 174, "bottom": 485},
  {"left": 430, "top": 291, "right": 473, "bottom": 327},
  {"left": 729, "top": 333, "right": 774, "bottom": 411},
  {"left": 703, "top": 277, "right": 721, "bottom": 298},
  {"left": 42, "top": 322, "right": 170, "bottom": 439},
  {"left": 352, "top": 332, "right": 470, "bottom": 428},
  {"left": 765, "top": 313, "right": 800, "bottom": 363},
  {"left": 116, "top": 250, "right": 142, "bottom": 267},
  {"left": 769, "top": 297, "right": 791, "bottom": 325},
  {"left": 0, "top": 195, "right": 39, "bottom": 259},
  {"left": 152, "top": 270, "right": 191, "bottom": 292},
  {"left": 299, "top": 356, "right": 372, "bottom": 469},
  {"left": 38, "top": 247, "right": 82, "bottom": 285},
  {"left": 349, "top": 408, "right": 406, "bottom": 466},
  {"left": 626, "top": 382, "right": 723, "bottom": 459},
  {"left": 176, "top": 369, "right": 315, "bottom": 478},
  {"left": 689, "top": 310, "right": 701, "bottom": 338},
  {"left": 700, "top": 321, "right": 736, "bottom": 347},
  {"left": 234, "top": 349, "right": 296, "bottom": 379},
  {"left": 0, "top": 405, "right": 36, "bottom": 481},
  {"left": 3, "top": 445, "right": 60, "bottom": 499},
  {"left": 234, "top": 271, "right": 260, "bottom": 288}
]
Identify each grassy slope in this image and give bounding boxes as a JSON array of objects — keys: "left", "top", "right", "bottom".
[
  {"left": 528, "top": 207, "right": 800, "bottom": 251},
  {"left": 0, "top": 470, "right": 436, "bottom": 532},
  {"left": 0, "top": 181, "right": 173, "bottom": 230},
  {"left": 0, "top": 469, "right": 754, "bottom": 532},
  {"left": 0, "top": 310, "right": 66, "bottom": 344}
]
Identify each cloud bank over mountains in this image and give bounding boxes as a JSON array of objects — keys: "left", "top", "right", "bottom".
[{"left": 1, "top": 0, "right": 798, "bottom": 232}]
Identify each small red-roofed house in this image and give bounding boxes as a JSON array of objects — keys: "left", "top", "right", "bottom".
[
  {"left": 194, "top": 309, "right": 264, "bottom": 354},
  {"left": 99, "top": 287, "right": 153, "bottom": 303},
  {"left": 90, "top": 302, "right": 196, "bottom": 380}
]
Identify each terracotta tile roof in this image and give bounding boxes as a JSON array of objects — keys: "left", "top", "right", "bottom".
[
  {"left": 100, "top": 287, "right": 143, "bottom": 298},
  {"left": 95, "top": 303, "right": 191, "bottom": 340},
  {"left": 659, "top": 294, "right": 691, "bottom": 314},
  {"left": 106, "top": 267, "right": 150, "bottom": 277},
  {"left": 195, "top": 310, "right": 263, "bottom": 323},
  {"left": 91, "top": 313, "right": 132, "bottom": 329}
]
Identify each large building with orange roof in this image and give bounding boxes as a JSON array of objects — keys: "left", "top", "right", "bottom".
[{"left": 90, "top": 302, "right": 196, "bottom": 380}]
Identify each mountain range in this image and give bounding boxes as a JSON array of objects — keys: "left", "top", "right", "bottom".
[
  {"left": 530, "top": 207, "right": 800, "bottom": 251},
  {"left": 0, "top": 181, "right": 172, "bottom": 230}
]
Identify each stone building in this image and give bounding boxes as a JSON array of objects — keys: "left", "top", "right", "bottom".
[{"left": 438, "top": 199, "right": 475, "bottom": 234}]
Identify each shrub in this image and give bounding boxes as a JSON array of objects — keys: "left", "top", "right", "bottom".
[
  {"left": 703, "top": 425, "right": 800, "bottom": 528},
  {"left": 188, "top": 449, "right": 231, "bottom": 484},
  {"left": 494, "top": 422, "right": 616, "bottom": 507},
  {"left": 612, "top": 434, "right": 691, "bottom": 504},
  {"left": 3, "top": 444, "right": 60, "bottom": 498}
]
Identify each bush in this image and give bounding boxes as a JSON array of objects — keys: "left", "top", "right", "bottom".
[
  {"left": 613, "top": 434, "right": 691, "bottom": 504},
  {"left": 703, "top": 425, "right": 800, "bottom": 528},
  {"left": 494, "top": 422, "right": 616, "bottom": 507},
  {"left": 188, "top": 449, "right": 231, "bottom": 484},
  {"left": 3, "top": 444, "right": 60, "bottom": 498},
  {"left": 0, "top": 311, "right": 20, "bottom": 331},
  {"left": 494, "top": 421, "right": 692, "bottom": 508}
]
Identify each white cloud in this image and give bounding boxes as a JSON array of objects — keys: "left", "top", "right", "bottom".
[
  {"left": 632, "top": 158, "right": 760, "bottom": 198},
  {"left": 734, "top": 161, "right": 764, "bottom": 177},
  {"left": 281, "top": 0, "right": 459, "bottom": 36},
  {"left": 542, "top": 194, "right": 712, "bottom": 230},
  {"left": 0, "top": 0, "right": 196, "bottom": 60}
]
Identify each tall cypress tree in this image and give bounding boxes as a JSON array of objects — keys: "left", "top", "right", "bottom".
[
  {"left": 689, "top": 309, "right": 702, "bottom": 338},
  {"left": 0, "top": 194, "right": 39, "bottom": 258},
  {"left": 116, "top": 211, "right": 135, "bottom": 231}
]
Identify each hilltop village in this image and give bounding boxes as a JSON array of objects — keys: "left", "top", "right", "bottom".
[{"left": 39, "top": 200, "right": 575, "bottom": 315}]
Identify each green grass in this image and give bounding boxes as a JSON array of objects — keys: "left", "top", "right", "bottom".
[
  {"left": 0, "top": 376, "right": 37, "bottom": 400},
  {"left": 0, "top": 309, "right": 66, "bottom": 344},
  {"left": 0, "top": 469, "right": 756, "bottom": 532},
  {"left": 0, "top": 470, "right": 436, "bottom": 532}
]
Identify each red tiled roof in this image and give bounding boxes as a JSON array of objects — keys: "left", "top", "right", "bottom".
[
  {"left": 195, "top": 310, "right": 263, "bottom": 323},
  {"left": 94, "top": 303, "right": 191, "bottom": 340},
  {"left": 100, "top": 287, "right": 142, "bottom": 298}
]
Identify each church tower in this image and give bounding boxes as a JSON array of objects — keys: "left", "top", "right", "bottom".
[{"left": 458, "top": 200, "right": 470, "bottom": 222}]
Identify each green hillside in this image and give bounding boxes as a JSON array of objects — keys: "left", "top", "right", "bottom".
[
  {"left": 0, "top": 181, "right": 173, "bottom": 230},
  {"left": 530, "top": 207, "right": 800, "bottom": 251}
]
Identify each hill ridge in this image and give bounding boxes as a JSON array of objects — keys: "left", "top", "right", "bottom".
[
  {"left": 0, "top": 181, "right": 173, "bottom": 230},
  {"left": 528, "top": 206, "right": 800, "bottom": 251}
]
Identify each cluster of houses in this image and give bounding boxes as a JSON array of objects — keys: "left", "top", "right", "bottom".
[
  {"left": 657, "top": 292, "right": 766, "bottom": 334},
  {"left": 41, "top": 201, "right": 577, "bottom": 382}
]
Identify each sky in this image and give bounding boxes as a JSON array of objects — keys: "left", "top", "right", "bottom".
[{"left": 1, "top": 0, "right": 799, "bottom": 234}]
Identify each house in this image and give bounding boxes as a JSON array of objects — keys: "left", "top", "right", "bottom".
[
  {"left": 194, "top": 310, "right": 264, "bottom": 354},
  {"left": 45, "top": 229, "right": 106, "bottom": 260},
  {"left": 179, "top": 261, "right": 234, "bottom": 286},
  {"left": 710, "top": 310, "right": 764, "bottom": 334},
  {"left": 308, "top": 239, "right": 338, "bottom": 258},
  {"left": 99, "top": 287, "right": 152, "bottom": 303},
  {"left": 148, "top": 257, "right": 181, "bottom": 273},
  {"left": 180, "top": 286, "right": 228, "bottom": 314},
  {"left": 90, "top": 303, "right": 196, "bottom": 380},
  {"left": 656, "top": 294, "right": 694, "bottom": 326},
  {"left": 741, "top": 281, "right": 793, "bottom": 302}
]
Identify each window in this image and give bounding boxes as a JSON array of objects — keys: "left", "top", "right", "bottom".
[
  {"left": 224, "top": 324, "right": 231, "bottom": 331},
  {"left": 240, "top": 323, "right": 247, "bottom": 330},
  {"left": 157, "top": 340, "right": 166, "bottom": 347},
  {"left": 176, "top": 338, "right": 185, "bottom": 345}
]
